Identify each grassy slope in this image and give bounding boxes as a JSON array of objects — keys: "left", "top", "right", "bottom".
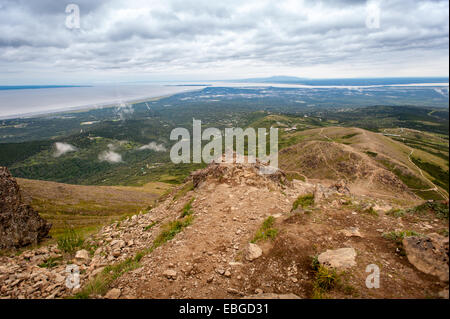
[{"left": 17, "top": 178, "right": 173, "bottom": 238}]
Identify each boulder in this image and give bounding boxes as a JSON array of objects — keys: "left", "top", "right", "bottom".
[
  {"left": 246, "top": 243, "right": 262, "bottom": 261},
  {"left": 0, "top": 167, "right": 51, "bottom": 249},
  {"left": 402, "top": 233, "right": 449, "bottom": 282},
  {"left": 318, "top": 248, "right": 357, "bottom": 270}
]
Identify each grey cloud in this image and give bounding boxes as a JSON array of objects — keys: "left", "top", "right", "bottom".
[
  {"left": 4, "top": 0, "right": 107, "bottom": 15},
  {"left": 0, "top": 0, "right": 447, "bottom": 80}
]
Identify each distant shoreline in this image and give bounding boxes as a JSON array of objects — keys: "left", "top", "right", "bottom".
[
  {"left": 0, "top": 92, "right": 203, "bottom": 121},
  {"left": 0, "top": 85, "right": 91, "bottom": 91},
  {"left": 0, "top": 82, "right": 448, "bottom": 120},
  {"left": 0, "top": 85, "right": 206, "bottom": 120}
]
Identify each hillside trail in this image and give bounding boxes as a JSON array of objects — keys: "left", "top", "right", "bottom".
[
  {"left": 317, "top": 128, "right": 349, "bottom": 182},
  {"left": 407, "top": 148, "right": 448, "bottom": 200},
  {"left": 316, "top": 128, "right": 406, "bottom": 198},
  {"left": 380, "top": 128, "right": 448, "bottom": 199},
  {"left": 321, "top": 127, "right": 447, "bottom": 200}
]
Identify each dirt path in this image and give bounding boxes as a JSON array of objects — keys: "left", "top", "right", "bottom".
[
  {"left": 319, "top": 127, "right": 334, "bottom": 142},
  {"left": 317, "top": 128, "right": 348, "bottom": 182},
  {"left": 406, "top": 148, "right": 448, "bottom": 200}
]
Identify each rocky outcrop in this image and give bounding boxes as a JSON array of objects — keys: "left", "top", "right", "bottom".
[
  {"left": 330, "top": 180, "right": 350, "bottom": 195},
  {"left": 403, "top": 233, "right": 449, "bottom": 282},
  {"left": 190, "top": 156, "right": 288, "bottom": 189},
  {"left": 313, "top": 180, "right": 351, "bottom": 204},
  {"left": 0, "top": 167, "right": 51, "bottom": 249}
]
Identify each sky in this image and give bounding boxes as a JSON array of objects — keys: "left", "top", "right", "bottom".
[{"left": 0, "top": 0, "right": 448, "bottom": 84}]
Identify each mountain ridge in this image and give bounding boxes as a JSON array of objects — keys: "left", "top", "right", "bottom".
[{"left": 0, "top": 158, "right": 448, "bottom": 299}]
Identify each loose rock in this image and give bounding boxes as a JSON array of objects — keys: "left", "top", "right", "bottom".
[
  {"left": 75, "top": 250, "right": 90, "bottom": 261},
  {"left": 163, "top": 269, "right": 177, "bottom": 280},
  {"left": 318, "top": 248, "right": 357, "bottom": 270},
  {"left": 246, "top": 243, "right": 262, "bottom": 261}
]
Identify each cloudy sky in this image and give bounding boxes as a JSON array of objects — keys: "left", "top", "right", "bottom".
[{"left": 0, "top": 0, "right": 448, "bottom": 84}]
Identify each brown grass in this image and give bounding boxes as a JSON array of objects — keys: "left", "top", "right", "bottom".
[{"left": 17, "top": 178, "right": 173, "bottom": 237}]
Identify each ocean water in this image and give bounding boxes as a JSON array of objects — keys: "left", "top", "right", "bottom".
[
  {"left": 0, "top": 80, "right": 448, "bottom": 119},
  {"left": 0, "top": 84, "right": 204, "bottom": 119}
]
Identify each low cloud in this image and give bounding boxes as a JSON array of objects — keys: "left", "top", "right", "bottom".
[
  {"left": 138, "top": 142, "right": 167, "bottom": 152},
  {"left": 53, "top": 142, "right": 77, "bottom": 157},
  {"left": 115, "top": 103, "right": 134, "bottom": 120},
  {"left": 98, "top": 150, "right": 123, "bottom": 163}
]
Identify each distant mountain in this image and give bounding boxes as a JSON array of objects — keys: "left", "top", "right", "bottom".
[
  {"left": 233, "top": 76, "right": 307, "bottom": 83},
  {"left": 230, "top": 76, "right": 449, "bottom": 86}
]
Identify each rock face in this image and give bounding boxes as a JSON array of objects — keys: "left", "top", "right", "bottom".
[
  {"left": 402, "top": 233, "right": 449, "bottom": 282},
  {"left": 0, "top": 167, "right": 51, "bottom": 249},
  {"left": 318, "top": 248, "right": 357, "bottom": 270}
]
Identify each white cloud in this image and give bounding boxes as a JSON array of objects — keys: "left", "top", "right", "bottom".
[
  {"left": 138, "top": 142, "right": 167, "bottom": 152},
  {"left": 53, "top": 142, "right": 77, "bottom": 157},
  {"left": 98, "top": 150, "right": 123, "bottom": 163}
]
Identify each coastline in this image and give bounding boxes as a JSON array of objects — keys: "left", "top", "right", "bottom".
[
  {"left": 0, "top": 81, "right": 448, "bottom": 120},
  {"left": 0, "top": 85, "right": 206, "bottom": 120}
]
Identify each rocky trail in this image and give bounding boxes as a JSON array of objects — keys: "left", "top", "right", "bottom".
[{"left": 0, "top": 160, "right": 448, "bottom": 299}]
